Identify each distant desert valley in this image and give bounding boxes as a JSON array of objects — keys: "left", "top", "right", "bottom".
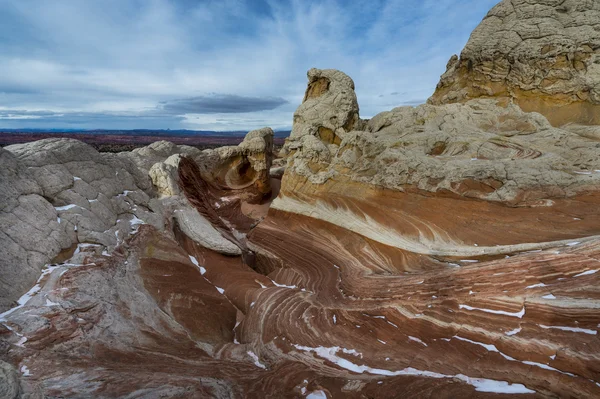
[{"left": 1, "top": 0, "right": 600, "bottom": 398}]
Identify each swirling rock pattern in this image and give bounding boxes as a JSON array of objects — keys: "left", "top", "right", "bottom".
[
  {"left": 282, "top": 69, "right": 600, "bottom": 205},
  {"left": 2, "top": 1, "right": 600, "bottom": 397}
]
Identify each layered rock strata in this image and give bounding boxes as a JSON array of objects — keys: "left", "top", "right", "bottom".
[
  {"left": 2, "top": 1, "right": 600, "bottom": 397},
  {"left": 428, "top": 0, "right": 600, "bottom": 126}
]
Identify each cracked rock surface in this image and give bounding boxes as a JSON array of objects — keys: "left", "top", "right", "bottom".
[
  {"left": 429, "top": 0, "right": 600, "bottom": 126},
  {"left": 281, "top": 69, "right": 600, "bottom": 206}
]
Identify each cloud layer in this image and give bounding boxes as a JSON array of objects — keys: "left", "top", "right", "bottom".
[{"left": 0, "top": 0, "right": 500, "bottom": 131}]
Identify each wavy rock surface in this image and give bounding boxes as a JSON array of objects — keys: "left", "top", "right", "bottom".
[
  {"left": 428, "top": 0, "right": 600, "bottom": 126},
  {"left": 2, "top": 1, "right": 600, "bottom": 397}
]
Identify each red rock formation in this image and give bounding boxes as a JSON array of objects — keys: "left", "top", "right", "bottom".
[{"left": 2, "top": 1, "right": 600, "bottom": 397}]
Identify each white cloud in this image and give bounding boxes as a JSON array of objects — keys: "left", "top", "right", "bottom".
[{"left": 0, "top": 0, "right": 501, "bottom": 130}]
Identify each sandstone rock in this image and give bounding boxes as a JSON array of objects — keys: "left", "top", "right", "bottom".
[
  {"left": 2, "top": 1, "right": 600, "bottom": 396},
  {"left": 120, "top": 140, "right": 201, "bottom": 173},
  {"left": 0, "top": 147, "right": 70, "bottom": 313},
  {"left": 207, "top": 127, "right": 275, "bottom": 203},
  {"left": 429, "top": 0, "right": 600, "bottom": 126},
  {"left": 0, "top": 139, "right": 162, "bottom": 312},
  {"left": 284, "top": 69, "right": 361, "bottom": 148},
  {"left": 280, "top": 69, "right": 600, "bottom": 206},
  {"left": 0, "top": 360, "right": 19, "bottom": 399},
  {"left": 172, "top": 200, "right": 241, "bottom": 256},
  {"left": 149, "top": 154, "right": 183, "bottom": 197}
]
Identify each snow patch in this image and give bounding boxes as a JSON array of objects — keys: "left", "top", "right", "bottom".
[
  {"left": 292, "top": 344, "right": 534, "bottom": 394},
  {"left": 525, "top": 283, "right": 547, "bottom": 289},
  {"left": 55, "top": 204, "right": 78, "bottom": 211},
  {"left": 247, "top": 351, "right": 266, "bottom": 369},
  {"left": 271, "top": 279, "right": 298, "bottom": 289},
  {"left": 459, "top": 304, "right": 525, "bottom": 318},
  {"left": 573, "top": 269, "right": 598, "bottom": 277},
  {"left": 505, "top": 327, "right": 521, "bottom": 336},
  {"left": 408, "top": 336, "right": 427, "bottom": 346},
  {"left": 539, "top": 324, "right": 597, "bottom": 335},
  {"left": 188, "top": 256, "right": 206, "bottom": 275},
  {"left": 306, "top": 390, "right": 328, "bottom": 399},
  {"left": 0, "top": 264, "right": 62, "bottom": 321}
]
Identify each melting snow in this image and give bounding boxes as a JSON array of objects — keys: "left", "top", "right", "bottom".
[
  {"left": 0, "top": 264, "right": 62, "bottom": 321},
  {"left": 377, "top": 339, "right": 387, "bottom": 345},
  {"left": 539, "top": 324, "right": 597, "bottom": 335},
  {"left": 247, "top": 351, "right": 266, "bottom": 369},
  {"left": 542, "top": 294, "right": 556, "bottom": 300},
  {"left": 451, "top": 336, "right": 575, "bottom": 377},
  {"left": 332, "top": 314, "right": 336, "bottom": 324},
  {"left": 293, "top": 344, "right": 534, "bottom": 394},
  {"left": 215, "top": 287, "right": 225, "bottom": 294},
  {"left": 188, "top": 256, "right": 206, "bottom": 275},
  {"left": 306, "top": 390, "right": 328, "bottom": 399},
  {"left": 459, "top": 304, "right": 525, "bottom": 318},
  {"left": 505, "top": 327, "right": 521, "bottom": 336},
  {"left": 566, "top": 242, "right": 581, "bottom": 246},
  {"left": 408, "top": 336, "right": 427, "bottom": 346},
  {"left": 526, "top": 283, "right": 547, "bottom": 289},
  {"left": 270, "top": 279, "right": 298, "bottom": 289},
  {"left": 20, "top": 365, "right": 31, "bottom": 376},
  {"left": 55, "top": 204, "right": 78, "bottom": 211},
  {"left": 573, "top": 269, "right": 598, "bottom": 277},
  {"left": 129, "top": 216, "right": 144, "bottom": 233}
]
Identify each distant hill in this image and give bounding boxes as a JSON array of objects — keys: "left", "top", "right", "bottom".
[
  {"left": 0, "top": 128, "right": 291, "bottom": 138},
  {"left": 0, "top": 129, "right": 290, "bottom": 152}
]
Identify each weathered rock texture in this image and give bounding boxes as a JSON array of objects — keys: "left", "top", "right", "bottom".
[
  {"left": 429, "top": 0, "right": 600, "bottom": 126},
  {"left": 280, "top": 69, "right": 600, "bottom": 211},
  {"left": 2, "top": 1, "right": 600, "bottom": 398},
  {"left": 0, "top": 129, "right": 274, "bottom": 313}
]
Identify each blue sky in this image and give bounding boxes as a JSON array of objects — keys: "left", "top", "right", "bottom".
[{"left": 0, "top": 0, "right": 500, "bottom": 131}]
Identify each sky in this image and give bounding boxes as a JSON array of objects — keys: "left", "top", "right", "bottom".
[{"left": 0, "top": 0, "right": 500, "bottom": 131}]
